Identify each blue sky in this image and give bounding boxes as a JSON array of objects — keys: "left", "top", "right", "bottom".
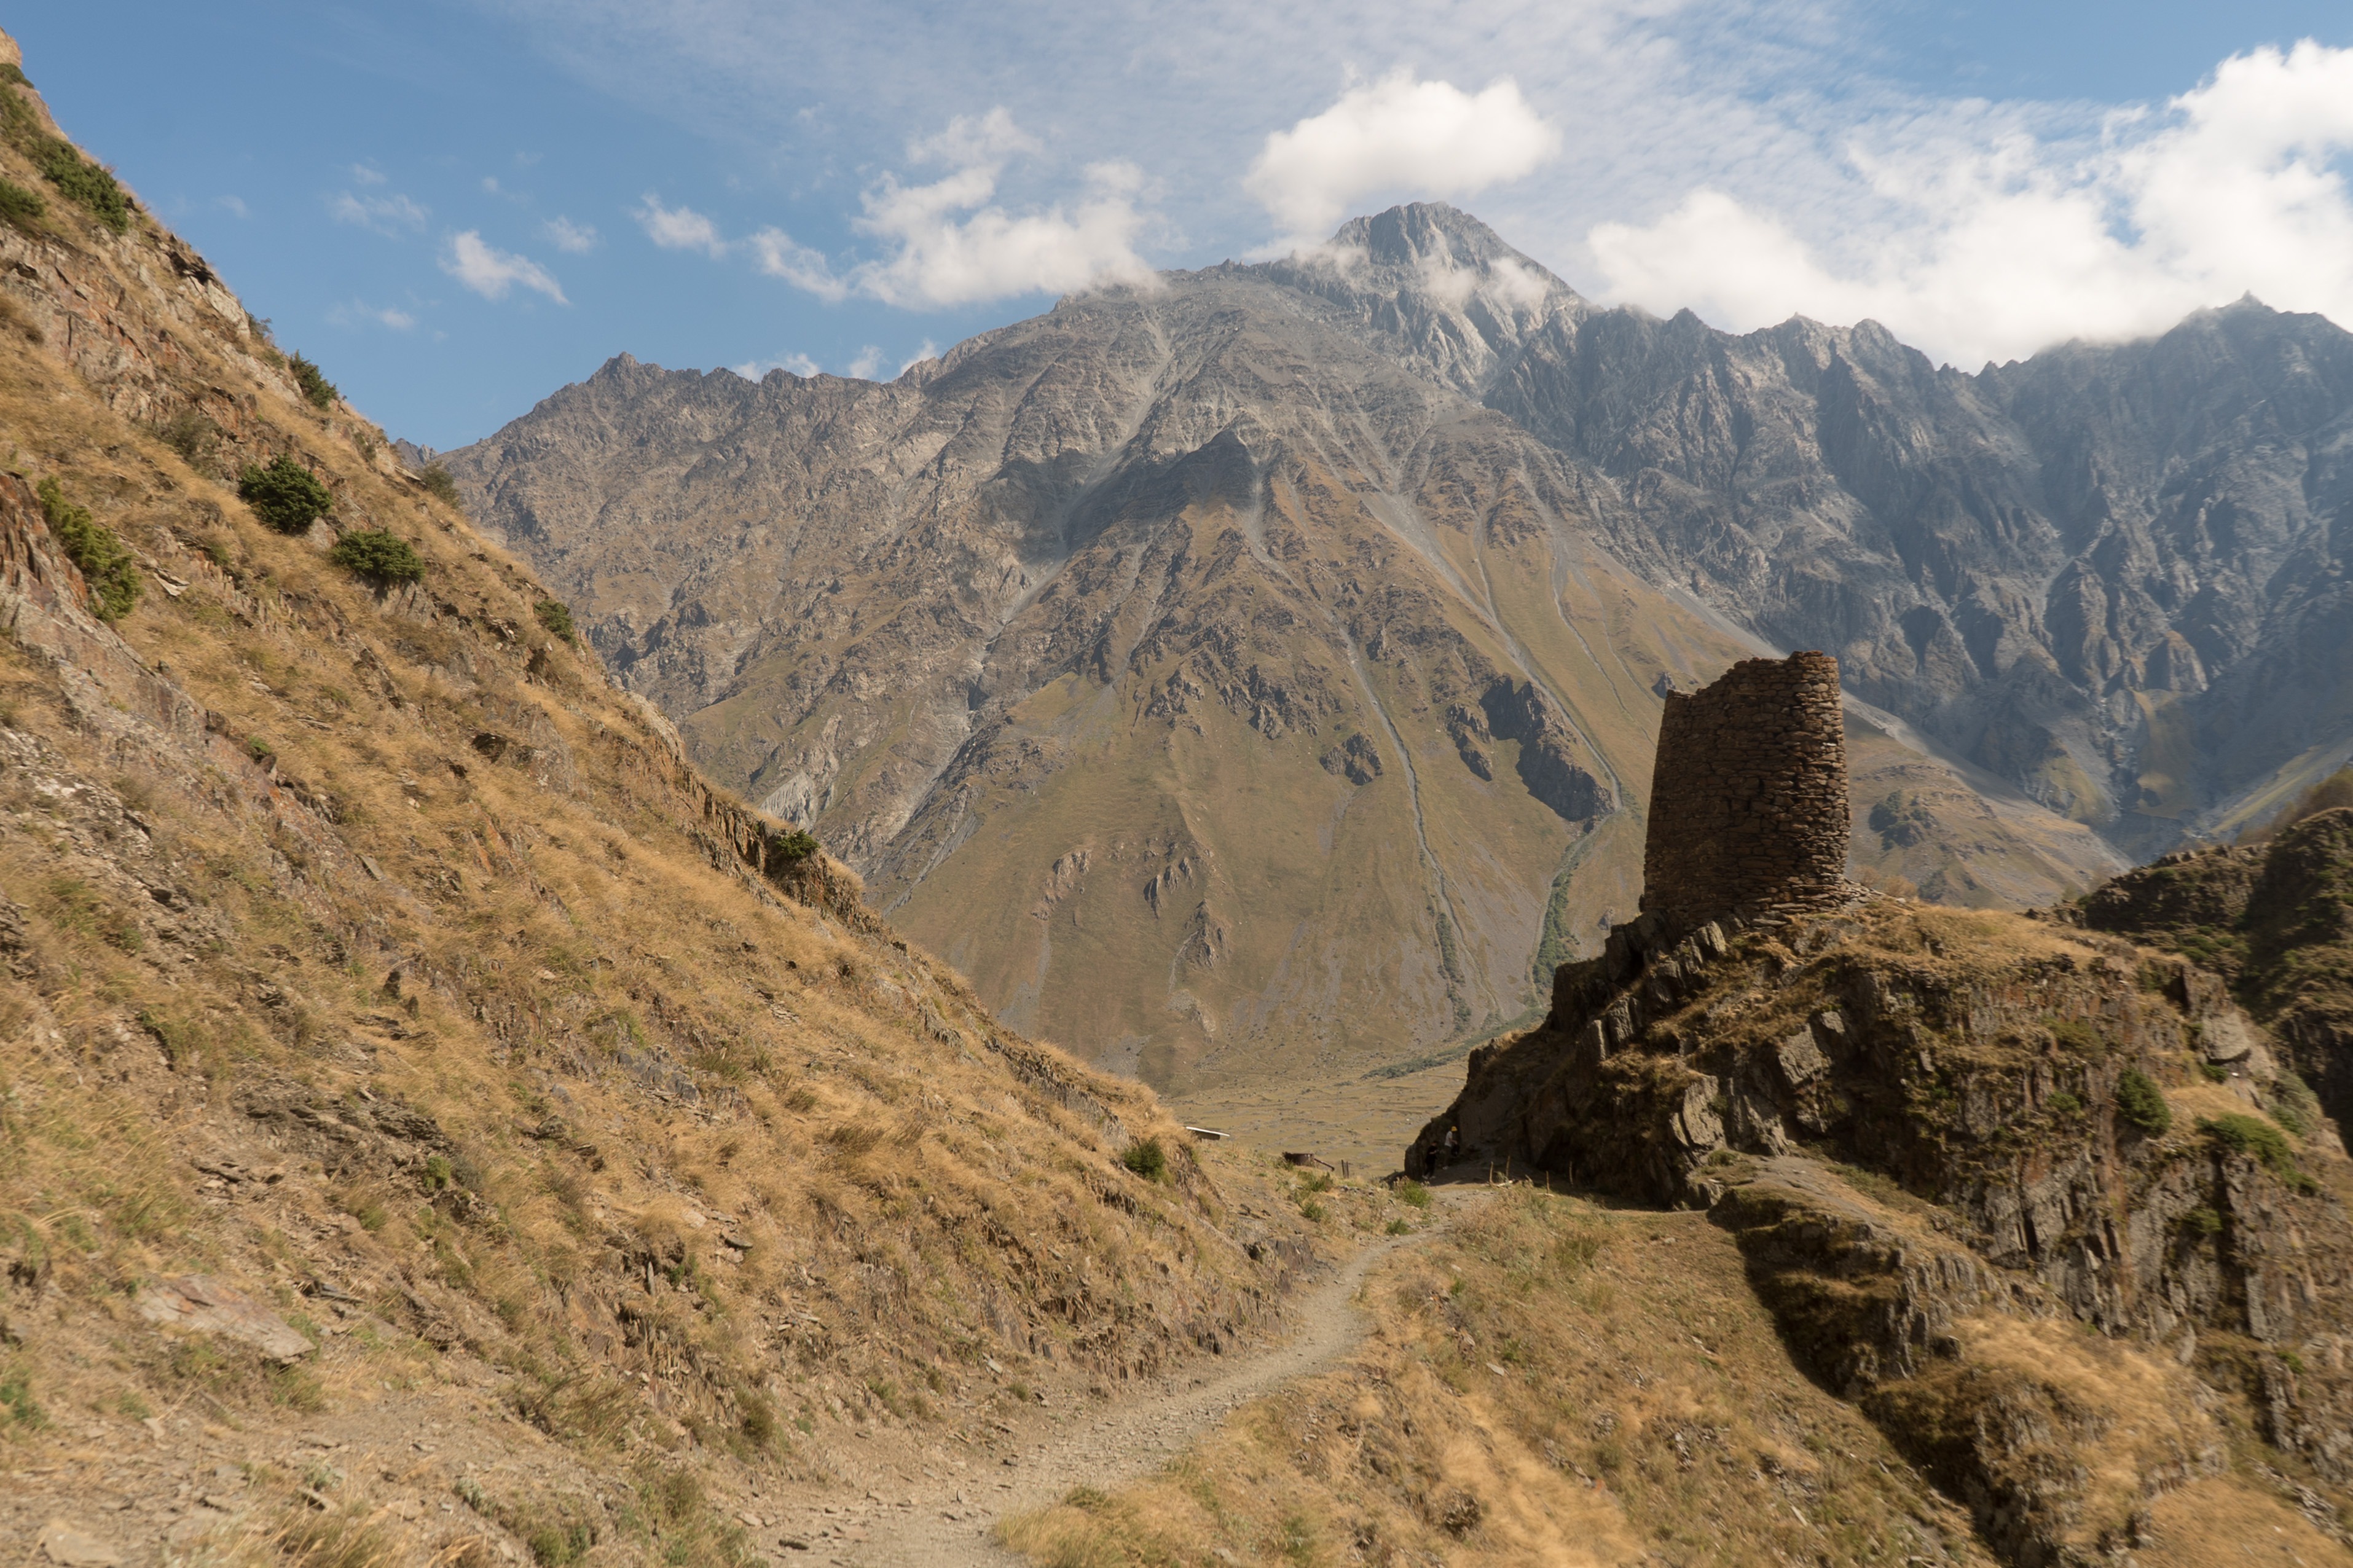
[{"left": 15, "top": 1, "right": 2353, "bottom": 450}]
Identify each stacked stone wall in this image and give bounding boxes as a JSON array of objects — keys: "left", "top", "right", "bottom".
[{"left": 1640, "top": 651, "right": 1854, "bottom": 931}]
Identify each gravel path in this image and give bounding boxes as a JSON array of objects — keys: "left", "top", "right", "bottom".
[{"left": 842, "top": 1206, "right": 1465, "bottom": 1567}]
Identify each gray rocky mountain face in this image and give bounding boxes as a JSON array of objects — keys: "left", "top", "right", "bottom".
[
  {"left": 438, "top": 202, "right": 2352, "bottom": 1083},
  {"left": 1484, "top": 291, "right": 2353, "bottom": 854}
]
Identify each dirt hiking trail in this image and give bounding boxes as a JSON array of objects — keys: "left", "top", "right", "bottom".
[{"left": 835, "top": 1191, "right": 1481, "bottom": 1567}]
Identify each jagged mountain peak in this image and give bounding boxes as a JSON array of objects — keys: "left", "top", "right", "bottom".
[
  {"left": 1327, "top": 201, "right": 1560, "bottom": 281},
  {"left": 1257, "top": 203, "right": 1582, "bottom": 399}
]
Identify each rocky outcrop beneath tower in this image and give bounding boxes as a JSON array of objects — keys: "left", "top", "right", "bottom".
[{"left": 1407, "top": 900, "right": 2353, "bottom": 1560}]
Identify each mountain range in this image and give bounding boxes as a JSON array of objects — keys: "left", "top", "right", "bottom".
[{"left": 440, "top": 203, "right": 2353, "bottom": 1088}]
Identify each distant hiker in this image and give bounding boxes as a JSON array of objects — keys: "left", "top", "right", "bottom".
[{"left": 1442, "top": 1125, "right": 1459, "bottom": 1164}]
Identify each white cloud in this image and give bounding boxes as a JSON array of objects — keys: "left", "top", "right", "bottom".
[
  {"left": 331, "top": 190, "right": 429, "bottom": 236},
  {"left": 1245, "top": 72, "right": 1561, "bottom": 245},
  {"left": 1589, "top": 41, "right": 2353, "bottom": 366},
  {"left": 748, "top": 227, "right": 848, "bottom": 299},
  {"left": 731, "top": 352, "right": 822, "bottom": 378},
  {"left": 216, "top": 195, "right": 249, "bottom": 219},
  {"left": 911, "top": 106, "right": 1039, "bottom": 167},
  {"left": 441, "top": 231, "right": 570, "bottom": 305},
  {"left": 635, "top": 193, "right": 729, "bottom": 257},
  {"left": 465, "top": 1, "right": 2353, "bottom": 356},
  {"left": 758, "top": 115, "right": 1156, "bottom": 309},
  {"left": 328, "top": 299, "right": 418, "bottom": 331},
  {"left": 898, "top": 339, "right": 940, "bottom": 375},
  {"left": 350, "top": 163, "right": 387, "bottom": 186},
  {"left": 854, "top": 155, "right": 1155, "bottom": 307},
  {"left": 544, "top": 215, "right": 600, "bottom": 253},
  {"left": 844, "top": 345, "right": 886, "bottom": 379}
]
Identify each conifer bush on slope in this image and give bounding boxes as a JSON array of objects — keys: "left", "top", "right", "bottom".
[{"left": 0, "top": 36, "right": 1308, "bottom": 1559}]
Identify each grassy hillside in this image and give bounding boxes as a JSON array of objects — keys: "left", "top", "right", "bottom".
[{"left": 0, "top": 35, "right": 1332, "bottom": 1564}]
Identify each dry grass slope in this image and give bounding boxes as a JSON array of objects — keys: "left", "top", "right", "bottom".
[
  {"left": 0, "top": 34, "right": 1326, "bottom": 1566},
  {"left": 1002, "top": 1185, "right": 2001, "bottom": 1568}
]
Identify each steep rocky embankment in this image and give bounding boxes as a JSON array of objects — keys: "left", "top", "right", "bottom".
[
  {"left": 1416, "top": 901, "right": 2353, "bottom": 1561},
  {"left": 2077, "top": 806, "right": 2353, "bottom": 1161},
  {"left": 441, "top": 208, "right": 2120, "bottom": 1090},
  {"left": 0, "top": 34, "right": 1336, "bottom": 1566}
]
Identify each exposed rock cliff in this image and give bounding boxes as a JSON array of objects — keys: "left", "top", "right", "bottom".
[
  {"left": 1414, "top": 903, "right": 2353, "bottom": 1561},
  {"left": 2078, "top": 807, "right": 2353, "bottom": 1154},
  {"left": 1490, "top": 292, "right": 2353, "bottom": 854}
]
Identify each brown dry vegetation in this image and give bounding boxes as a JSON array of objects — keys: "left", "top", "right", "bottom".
[
  {"left": 1004, "top": 1170, "right": 2353, "bottom": 1568},
  {"left": 0, "top": 38, "right": 1336, "bottom": 1565},
  {"left": 1003, "top": 1183, "right": 2001, "bottom": 1568}
]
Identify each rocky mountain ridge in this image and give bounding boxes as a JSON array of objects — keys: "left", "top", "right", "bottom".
[{"left": 441, "top": 208, "right": 2129, "bottom": 1088}]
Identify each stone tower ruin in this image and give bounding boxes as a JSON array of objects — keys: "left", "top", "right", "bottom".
[{"left": 1640, "top": 651, "right": 1854, "bottom": 932}]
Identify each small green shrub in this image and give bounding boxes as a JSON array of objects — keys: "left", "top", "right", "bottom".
[
  {"left": 1298, "top": 1198, "right": 1327, "bottom": 1223},
  {"left": 737, "top": 1389, "right": 776, "bottom": 1449},
  {"left": 30, "top": 138, "right": 130, "bottom": 232},
  {"left": 418, "top": 465, "right": 463, "bottom": 509},
  {"left": 2115, "top": 1068, "right": 2172, "bottom": 1135},
  {"left": 246, "top": 735, "right": 275, "bottom": 764},
  {"left": 2200, "top": 1062, "right": 2229, "bottom": 1083},
  {"left": 287, "top": 351, "right": 339, "bottom": 410},
  {"left": 422, "top": 1153, "right": 455, "bottom": 1192},
  {"left": 0, "top": 1368, "right": 44, "bottom": 1427},
  {"left": 534, "top": 599, "right": 576, "bottom": 638},
  {"left": 2204, "top": 1111, "right": 2291, "bottom": 1162},
  {"left": 1385, "top": 1217, "right": 1412, "bottom": 1235},
  {"left": 1553, "top": 1231, "right": 1603, "bottom": 1272},
  {"left": 1121, "top": 1137, "right": 1167, "bottom": 1182},
  {"left": 329, "top": 529, "right": 425, "bottom": 584},
  {"left": 238, "top": 454, "right": 333, "bottom": 533},
  {"left": 1064, "top": 1486, "right": 1113, "bottom": 1512},
  {"left": 2201, "top": 1113, "right": 2319, "bottom": 1193},
  {"left": 2046, "top": 1089, "right": 2083, "bottom": 1116},
  {"left": 0, "top": 177, "right": 42, "bottom": 229},
  {"left": 769, "top": 828, "right": 819, "bottom": 862},
  {"left": 157, "top": 409, "right": 216, "bottom": 469},
  {"left": 1396, "top": 1178, "right": 1432, "bottom": 1210},
  {"left": 36, "top": 476, "right": 139, "bottom": 620},
  {"left": 2047, "top": 1017, "right": 2102, "bottom": 1056},
  {"left": 525, "top": 1518, "right": 594, "bottom": 1566},
  {"left": 2184, "top": 1207, "right": 2223, "bottom": 1236},
  {"left": 0, "top": 64, "right": 29, "bottom": 88}
]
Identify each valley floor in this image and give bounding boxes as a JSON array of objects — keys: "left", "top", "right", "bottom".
[{"left": 1165, "top": 1059, "right": 1469, "bottom": 1179}]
